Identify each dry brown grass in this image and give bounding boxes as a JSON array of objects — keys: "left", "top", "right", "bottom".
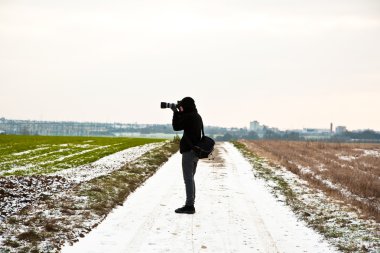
[{"left": 239, "top": 140, "right": 380, "bottom": 222}]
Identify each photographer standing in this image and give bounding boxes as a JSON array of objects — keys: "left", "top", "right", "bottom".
[{"left": 172, "top": 97, "right": 202, "bottom": 214}]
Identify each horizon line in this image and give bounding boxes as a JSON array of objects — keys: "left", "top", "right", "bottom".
[{"left": 1, "top": 116, "right": 379, "bottom": 132}]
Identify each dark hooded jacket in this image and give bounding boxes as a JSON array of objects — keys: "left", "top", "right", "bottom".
[{"left": 172, "top": 97, "right": 203, "bottom": 154}]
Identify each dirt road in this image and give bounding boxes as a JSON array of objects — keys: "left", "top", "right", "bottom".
[{"left": 62, "top": 142, "right": 338, "bottom": 253}]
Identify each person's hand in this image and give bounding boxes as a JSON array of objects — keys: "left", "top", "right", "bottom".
[{"left": 171, "top": 104, "right": 178, "bottom": 112}]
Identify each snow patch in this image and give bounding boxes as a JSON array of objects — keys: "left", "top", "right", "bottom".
[
  {"left": 362, "top": 149, "right": 380, "bottom": 157},
  {"left": 0, "top": 176, "right": 74, "bottom": 218},
  {"left": 1, "top": 164, "right": 35, "bottom": 175},
  {"left": 338, "top": 155, "right": 356, "bottom": 161},
  {"left": 12, "top": 146, "right": 50, "bottom": 156},
  {"left": 291, "top": 163, "right": 373, "bottom": 209},
  {"left": 53, "top": 142, "right": 165, "bottom": 183},
  {"left": 299, "top": 166, "right": 313, "bottom": 175}
]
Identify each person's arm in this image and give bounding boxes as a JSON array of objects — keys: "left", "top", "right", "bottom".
[{"left": 172, "top": 111, "right": 186, "bottom": 131}]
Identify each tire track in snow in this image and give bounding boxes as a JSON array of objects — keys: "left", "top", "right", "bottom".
[{"left": 218, "top": 145, "right": 280, "bottom": 252}]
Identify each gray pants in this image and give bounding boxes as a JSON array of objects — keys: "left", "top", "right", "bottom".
[{"left": 182, "top": 150, "right": 199, "bottom": 206}]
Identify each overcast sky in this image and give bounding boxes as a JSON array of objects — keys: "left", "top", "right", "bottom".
[{"left": 1, "top": 0, "right": 379, "bottom": 130}]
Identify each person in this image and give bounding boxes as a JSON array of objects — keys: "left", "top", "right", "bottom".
[{"left": 172, "top": 97, "right": 203, "bottom": 214}]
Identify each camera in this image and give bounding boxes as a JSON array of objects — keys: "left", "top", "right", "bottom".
[{"left": 161, "top": 101, "right": 180, "bottom": 110}]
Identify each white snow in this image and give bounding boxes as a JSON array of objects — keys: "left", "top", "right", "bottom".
[
  {"left": 0, "top": 164, "right": 35, "bottom": 175},
  {"left": 299, "top": 165, "right": 314, "bottom": 175},
  {"left": 62, "top": 142, "right": 338, "bottom": 253},
  {"left": 362, "top": 149, "right": 380, "bottom": 157},
  {"left": 337, "top": 149, "right": 380, "bottom": 160},
  {"left": 53, "top": 142, "right": 165, "bottom": 183},
  {"left": 292, "top": 163, "right": 372, "bottom": 209},
  {"left": 337, "top": 155, "right": 356, "bottom": 161},
  {"left": 12, "top": 146, "right": 50, "bottom": 156},
  {"left": 1, "top": 147, "right": 111, "bottom": 175},
  {"left": 0, "top": 148, "right": 75, "bottom": 171},
  {"left": 47, "top": 145, "right": 113, "bottom": 163}
]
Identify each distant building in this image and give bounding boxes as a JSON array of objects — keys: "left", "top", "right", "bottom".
[
  {"left": 0, "top": 130, "right": 5, "bottom": 135},
  {"left": 249, "top": 120, "right": 281, "bottom": 138},
  {"left": 249, "top": 121, "right": 260, "bottom": 132},
  {"left": 301, "top": 128, "right": 332, "bottom": 140},
  {"left": 249, "top": 120, "right": 266, "bottom": 133},
  {"left": 335, "top": 126, "right": 347, "bottom": 134}
]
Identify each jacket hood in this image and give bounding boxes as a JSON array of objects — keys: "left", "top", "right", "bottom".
[{"left": 179, "top": 97, "right": 197, "bottom": 113}]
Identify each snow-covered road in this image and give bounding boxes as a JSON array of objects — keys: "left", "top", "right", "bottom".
[{"left": 61, "top": 142, "right": 338, "bottom": 253}]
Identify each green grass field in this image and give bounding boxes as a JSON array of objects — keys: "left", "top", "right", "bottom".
[{"left": 0, "top": 135, "right": 165, "bottom": 176}]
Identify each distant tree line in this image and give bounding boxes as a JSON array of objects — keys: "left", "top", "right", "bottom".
[
  {"left": 1, "top": 118, "right": 380, "bottom": 142},
  {"left": 215, "top": 129, "right": 380, "bottom": 142},
  {"left": 331, "top": 130, "right": 380, "bottom": 142}
]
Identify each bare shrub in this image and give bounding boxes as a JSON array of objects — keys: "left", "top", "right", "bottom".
[{"left": 17, "top": 229, "right": 41, "bottom": 242}]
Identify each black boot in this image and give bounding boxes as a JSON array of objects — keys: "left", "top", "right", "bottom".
[{"left": 175, "top": 205, "right": 195, "bottom": 214}]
